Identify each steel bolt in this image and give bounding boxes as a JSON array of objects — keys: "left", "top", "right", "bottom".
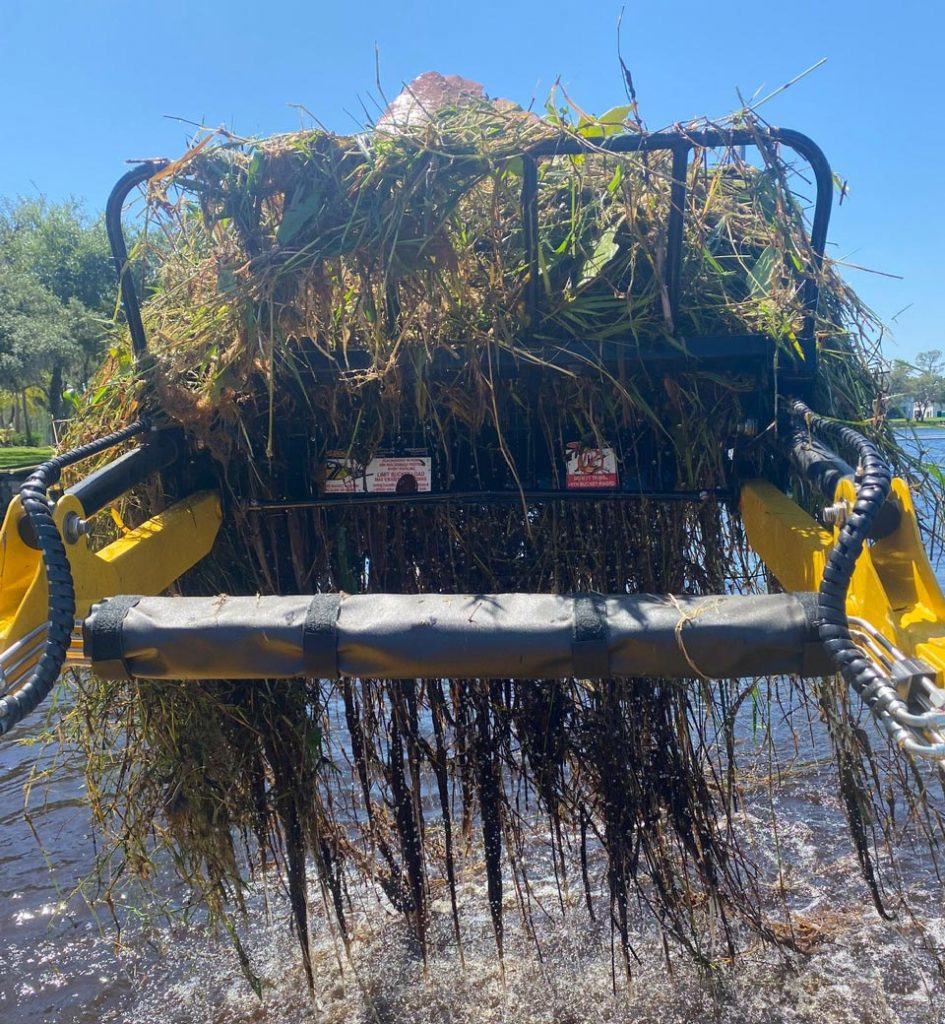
[
  {"left": 62, "top": 512, "right": 89, "bottom": 544},
  {"left": 821, "top": 501, "right": 848, "bottom": 528}
]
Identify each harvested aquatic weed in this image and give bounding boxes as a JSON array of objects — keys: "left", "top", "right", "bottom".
[{"left": 59, "top": 73, "right": 945, "bottom": 991}]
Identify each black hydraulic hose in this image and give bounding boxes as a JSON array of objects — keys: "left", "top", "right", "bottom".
[
  {"left": 0, "top": 419, "right": 150, "bottom": 736},
  {"left": 791, "top": 400, "right": 912, "bottom": 746}
]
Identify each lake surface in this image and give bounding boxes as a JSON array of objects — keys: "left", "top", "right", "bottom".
[{"left": 4, "top": 432, "right": 945, "bottom": 1023}]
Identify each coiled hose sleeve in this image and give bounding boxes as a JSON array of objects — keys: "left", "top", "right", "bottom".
[
  {"left": 0, "top": 419, "right": 150, "bottom": 736},
  {"left": 791, "top": 400, "right": 914, "bottom": 747}
]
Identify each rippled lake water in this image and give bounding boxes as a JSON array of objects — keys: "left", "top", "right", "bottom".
[{"left": 4, "top": 430, "right": 945, "bottom": 1023}]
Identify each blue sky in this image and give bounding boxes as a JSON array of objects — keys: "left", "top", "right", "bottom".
[{"left": 1, "top": 0, "right": 941, "bottom": 361}]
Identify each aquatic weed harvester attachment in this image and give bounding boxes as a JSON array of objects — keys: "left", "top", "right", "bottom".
[{"left": 4, "top": 91, "right": 945, "bottom": 982}]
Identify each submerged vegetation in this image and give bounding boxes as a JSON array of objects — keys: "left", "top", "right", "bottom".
[{"left": 61, "top": 74, "right": 945, "bottom": 991}]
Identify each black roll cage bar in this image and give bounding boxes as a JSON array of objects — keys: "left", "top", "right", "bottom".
[{"left": 105, "top": 127, "right": 832, "bottom": 382}]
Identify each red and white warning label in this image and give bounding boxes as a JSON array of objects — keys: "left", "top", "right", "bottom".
[
  {"left": 324, "top": 451, "right": 432, "bottom": 494},
  {"left": 565, "top": 443, "right": 618, "bottom": 489}
]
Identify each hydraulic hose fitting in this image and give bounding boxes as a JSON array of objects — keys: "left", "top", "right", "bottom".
[{"left": 790, "top": 400, "right": 918, "bottom": 746}]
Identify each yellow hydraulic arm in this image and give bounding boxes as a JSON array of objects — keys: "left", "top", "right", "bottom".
[
  {"left": 742, "top": 477, "right": 945, "bottom": 688},
  {"left": 741, "top": 400, "right": 945, "bottom": 759},
  {"left": 0, "top": 424, "right": 221, "bottom": 733},
  {"left": 0, "top": 487, "right": 221, "bottom": 652}
]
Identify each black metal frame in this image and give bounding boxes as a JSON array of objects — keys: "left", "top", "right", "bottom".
[
  {"left": 66, "top": 428, "right": 181, "bottom": 516},
  {"left": 103, "top": 129, "right": 832, "bottom": 509},
  {"left": 247, "top": 487, "right": 732, "bottom": 513},
  {"left": 518, "top": 128, "right": 832, "bottom": 379},
  {"left": 105, "top": 160, "right": 169, "bottom": 360},
  {"left": 106, "top": 128, "right": 831, "bottom": 371}
]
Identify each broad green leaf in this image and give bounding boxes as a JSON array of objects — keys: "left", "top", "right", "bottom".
[
  {"left": 578, "top": 105, "right": 634, "bottom": 139},
  {"left": 597, "top": 104, "right": 634, "bottom": 126},
  {"left": 503, "top": 157, "right": 524, "bottom": 179},
  {"left": 245, "top": 150, "right": 264, "bottom": 189},
  {"left": 276, "top": 190, "right": 322, "bottom": 245},
  {"left": 747, "top": 245, "right": 777, "bottom": 298},
  {"left": 578, "top": 226, "right": 620, "bottom": 288},
  {"left": 923, "top": 461, "right": 945, "bottom": 489}
]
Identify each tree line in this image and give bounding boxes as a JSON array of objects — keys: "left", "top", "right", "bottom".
[
  {"left": 0, "top": 197, "right": 117, "bottom": 443},
  {"left": 887, "top": 351, "right": 945, "bottom": 419}
]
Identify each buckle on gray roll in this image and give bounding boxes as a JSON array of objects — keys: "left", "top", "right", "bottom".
[
  {"left": 84, "top": 595, "right": 143, "bottom": 680},
  {"left": 303, "top": 594, "right": 342, "bottom": 678},
  {"left": 572, "top": 593, "right": 609, "bottom": 678}
]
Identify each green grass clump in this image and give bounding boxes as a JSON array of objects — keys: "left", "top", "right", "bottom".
[{"left": 0, "top": 446, "right": 53, "bottom": 468}]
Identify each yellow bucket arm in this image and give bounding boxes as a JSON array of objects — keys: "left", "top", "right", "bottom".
[{"left": 0, "top": 487, "right": 221, "bottom": 703}]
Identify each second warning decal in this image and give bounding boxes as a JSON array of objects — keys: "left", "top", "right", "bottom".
[{"left": 565, "top": 442, "right": 618, "bottom": 489}]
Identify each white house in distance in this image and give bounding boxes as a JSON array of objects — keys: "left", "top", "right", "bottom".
[{"left": 912, "top": 400, "right": 945, "bottom": 420}]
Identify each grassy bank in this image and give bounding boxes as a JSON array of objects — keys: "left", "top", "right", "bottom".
[
  {"left": 0, "top": 446, "right": 53, "bottom": 469},
  {"left": 889, "top": 417, "right": 945, "bottom": 428}
]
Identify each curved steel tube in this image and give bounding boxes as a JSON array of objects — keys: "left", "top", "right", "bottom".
[
  {"left": 105, "top": 128, "right": 833, "bottom": 371},
  {"left": 526, "top": 126, "right": 832, "bottom": 265},
  {"left": 525, "top": 127, "right": 833, "bottom": 375},
  {"left": 104, "top": 160, "right": 170, "bottom": 360}
]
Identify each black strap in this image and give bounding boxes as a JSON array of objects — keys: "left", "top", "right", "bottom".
[
  {"left": 84, "top": 595, "right": 143, "bottom": 680},
  {"left": 572, "top": 592, "right": 609, "bottom": 678},
  {"left": 303, "top": 594, "right": 342, "bottom": 678}
]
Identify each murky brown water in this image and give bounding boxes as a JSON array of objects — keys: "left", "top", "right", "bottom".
[{"left": 4, "top": 432, "right": 945, "bottom": 1023}]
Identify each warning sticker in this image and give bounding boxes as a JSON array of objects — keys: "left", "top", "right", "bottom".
[
  {"left": 324, "top": 451, "right": 432, "bottom": 494},
  {"left": 565, "top": 443, "right": 618, "bottom": 489}
]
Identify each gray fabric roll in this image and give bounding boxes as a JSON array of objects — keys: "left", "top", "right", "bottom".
[{"left": 85, "top": 591, "right": 831, "bottom": 681}]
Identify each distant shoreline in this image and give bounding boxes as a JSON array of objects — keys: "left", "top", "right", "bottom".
[{"left": 889, "top": 419, "right": 945, "bottom": 429}]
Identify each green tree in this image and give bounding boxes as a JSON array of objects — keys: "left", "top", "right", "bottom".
[
  {"left": 911, "top": 350, "right": 945, "bottom": 408},
  {"left": 0, "top": 198, "right": 116, "bottom": 425},
  {"left": 0, "top": 265, "right": 73, "bottom": 442},
  {"left": 887, "top": 358, "right": 916, "bottom": 412},
  {"left": 915, "top": 350, "right": 944, "bottom": 377},
  {"left": 886, "top": 351, "right": 945, "bottom": 418}
]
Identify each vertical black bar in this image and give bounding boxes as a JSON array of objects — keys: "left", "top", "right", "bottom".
[
  {"left": 104, "top": 160, "right": 169, "bottom": 360},
  {"left": 385, "top": 284, "right": 401, "bottom": 336},
  {"left": 664, "top": 145, "right": 690, "bottom": 332},
  {"left": 772, "top": 130, "right": 833, "bottom": 383},
  {"left": 521, "top": 155, "right": 540, "bottom": 332}
]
